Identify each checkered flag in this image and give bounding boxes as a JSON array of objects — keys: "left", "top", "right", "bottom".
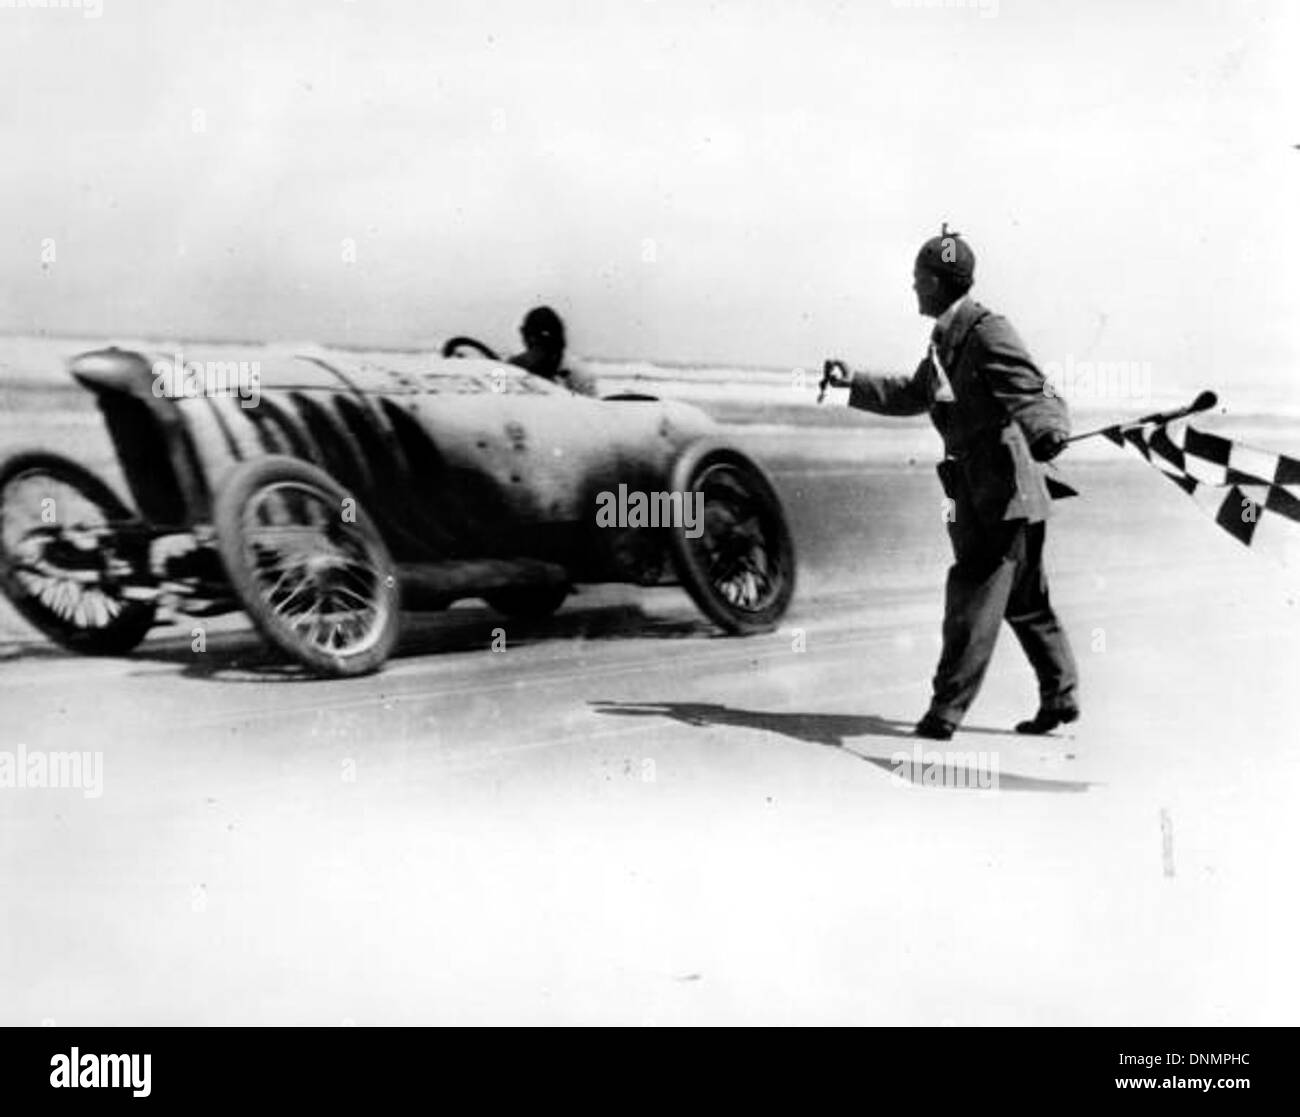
[{"left": 1103, "top": 419, "right": 1300, "bottom": 563}]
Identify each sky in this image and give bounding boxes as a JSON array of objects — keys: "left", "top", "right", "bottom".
[{"left": 1, "top": 0, "right": 1297, "bottom": 403}]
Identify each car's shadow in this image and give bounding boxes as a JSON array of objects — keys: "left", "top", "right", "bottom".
[
  {"left": 108, "top": 598, "right": 719, "bottom": 682},
  {"left": 590, "top": 700, "right": 1091, "bottom": 793}
]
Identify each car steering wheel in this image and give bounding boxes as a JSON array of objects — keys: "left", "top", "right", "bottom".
[{"left": 441, "top": 336, "right": 500, "bottom": 360}]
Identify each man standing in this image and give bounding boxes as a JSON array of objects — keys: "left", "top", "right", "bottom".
[{"left": 822, "top": 226, "right": 1079, "bottom": 740}]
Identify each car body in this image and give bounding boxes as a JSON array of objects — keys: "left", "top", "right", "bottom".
[{"left": 0, "top": 341, "right": 796, "bottom": 675}]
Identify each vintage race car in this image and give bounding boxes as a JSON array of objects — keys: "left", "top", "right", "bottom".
[{"left": 0, "top": 335, "right": 795, "bottom": 676}]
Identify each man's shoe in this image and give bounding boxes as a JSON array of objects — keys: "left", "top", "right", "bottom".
[
  {"left": 914, "top": 713, "right": 956, "bottom": 741},
  {"left": 1014, "top": 705, "right": 1080, "bottom": 735}
]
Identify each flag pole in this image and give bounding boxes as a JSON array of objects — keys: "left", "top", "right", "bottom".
[{"left": 1064, "top": 390, "right": 1218, "bottom": 444}]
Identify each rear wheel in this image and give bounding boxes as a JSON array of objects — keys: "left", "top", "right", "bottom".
[
  {"left": 0, "top": 450, "right": 156, "bottom": 654},
  {"left": 667, "top": 441, "right": 796, "bottom": 634},
  {"left": 213, "top": 455, "right": 401, "bottom": 676}
]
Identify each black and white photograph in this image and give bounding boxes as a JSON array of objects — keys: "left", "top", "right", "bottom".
[{"left": 0, "top": 0, "right": 1296, "bottom": 1059}]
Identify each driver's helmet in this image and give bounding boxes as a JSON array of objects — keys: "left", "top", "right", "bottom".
[{"left": 521, "top": 306, "right": 565, "bottom": 349}]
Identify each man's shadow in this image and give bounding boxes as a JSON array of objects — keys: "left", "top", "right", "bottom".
[{"left": 590, "top": 700, "right": 1091, "bottom": 793}]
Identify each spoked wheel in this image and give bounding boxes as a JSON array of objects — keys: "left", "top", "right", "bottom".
[
  {"left": 441, "top": 336, "right": 500, "bottom": 360},
  {"left": 213, "top": 456, "right": 401, "bottom": 676},
  {"left": 667, "top": 440, "right": 796, "bottom": 634},
  {"left": 0, "top": 450, "right": 157, "bottom": 654}
]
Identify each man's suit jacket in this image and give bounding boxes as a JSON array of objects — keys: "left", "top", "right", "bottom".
[{"left": 848, "top": 299, "right": 1070, "bottom": 533}]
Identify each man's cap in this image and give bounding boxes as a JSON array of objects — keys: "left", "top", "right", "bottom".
[
  {"left": 521, "top": 305, "right": 565, "bottom": 343},
  {"left": 915, "top": 223, "right": 976, "bottom": 282}
]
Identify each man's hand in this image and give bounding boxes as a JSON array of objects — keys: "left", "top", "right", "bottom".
[
  {"left": 821, "top": 359, "right": 853, "bottom": 389},
  {"left": 1031, "top": 431, "right": 1068, "bottom": 462}
]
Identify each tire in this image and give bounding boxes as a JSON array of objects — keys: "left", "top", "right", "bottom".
[
  {"left": 213, "top": 455, "right": 401, "bottom": 676},
  {"left": 0, "top": 450, "right": 157, "bottom": 655},
  {"left": 666, "top": 440, "right": 796, "bottom": 635},
  {"left": 485, "top": 584, "right": 569, "bottom": 619}
]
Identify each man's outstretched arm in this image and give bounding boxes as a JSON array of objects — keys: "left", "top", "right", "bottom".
[{"left": 824, "top": 359, "right": 931, "bottom": 417}]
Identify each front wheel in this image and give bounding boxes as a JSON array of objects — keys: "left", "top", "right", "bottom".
[
  {"left": 666, "top": 441, "right": 796, "bottom": 634},
  {"left": 213, "top": 456, "right": 401, "bottom": 676},
  {"left": 0, "top": 450, "right": 156, "bottom": 654}
]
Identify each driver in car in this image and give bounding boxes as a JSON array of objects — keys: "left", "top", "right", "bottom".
[{"left": 508, "top": 306, "right": 598, "bottom": 397}]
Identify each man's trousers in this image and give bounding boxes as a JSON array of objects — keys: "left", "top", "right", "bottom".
[{"left": 928, "top": 519, "right": 1078, "bottom": 725}]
